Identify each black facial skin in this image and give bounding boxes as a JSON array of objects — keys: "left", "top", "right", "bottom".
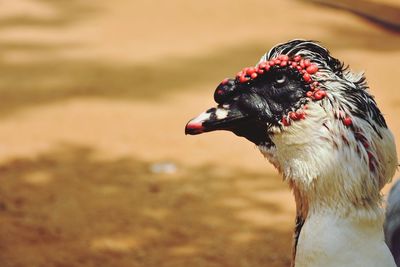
[
  {"left": 212, "top": 66, "right": 309, "bottom": 146},
  {"left": 236, "top": 68, "right": 308, "bottom": 122}
]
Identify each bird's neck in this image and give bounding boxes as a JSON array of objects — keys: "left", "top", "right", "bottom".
[
  {"left": 294, "top": 209, "right": 395, "bottom": 267},
  {"left": 291, "top": 185, "right": 396, "bottom": 267}
]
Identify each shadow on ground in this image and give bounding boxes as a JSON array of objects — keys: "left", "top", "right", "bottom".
[
  {"left": 0, "top": 43, "right": 268, "bottom": 116},
  {"left": 0, "top": 0, "right": 98, "bottom": 28},
  {"left": 302, "top": 0, "right": 400, "bottom": 31},
  {"left": 0, "top": 145, "right": 292, "bottom": 267}
]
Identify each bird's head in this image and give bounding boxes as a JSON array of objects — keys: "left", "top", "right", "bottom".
[
  {"left": 185, "top": 40, "right": 397, "bottom": 212},
  {"left": 186, "top": 41, "right": 344, "bottom": 145}
]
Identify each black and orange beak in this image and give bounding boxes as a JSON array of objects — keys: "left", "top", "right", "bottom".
[
  {"left": 185, "top": 78, "right": 273, "bottom": 145},
  {"left": 185, "top": 103, "right": 270, "bottom": 145},
  {"left": 185, "top": 104, "right": 248, "bottom": 135}
]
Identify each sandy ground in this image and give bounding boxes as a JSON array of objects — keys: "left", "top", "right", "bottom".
[{"left": 0, "top": 0, "right": 399, "bottom": 267}]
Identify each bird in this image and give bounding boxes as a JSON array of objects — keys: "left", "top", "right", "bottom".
[
  {"left": 385, "top": 179, "right": 400, "bottom": 266},
  {"left": 185, "top": 40, "right": 399, "bottom": 267}
]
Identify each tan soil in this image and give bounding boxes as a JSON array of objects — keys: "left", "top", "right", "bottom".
[{"left": 0, "top": 1, "right": 399, "bottom": 267}]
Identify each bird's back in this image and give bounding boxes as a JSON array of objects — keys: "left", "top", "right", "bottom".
[{"left": 385, "top": 180, "right": 400, "bottom": 267}]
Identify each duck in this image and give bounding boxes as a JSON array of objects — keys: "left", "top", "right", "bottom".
[
  {"left": 185, "top": 40, "right": 398, "bottom": 267},
  {"left": 385, "top": 179, "right": 400, "bottom": 266}
]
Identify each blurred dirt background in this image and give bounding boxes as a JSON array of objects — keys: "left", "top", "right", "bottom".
[{"left": 0, "top": 1, "right": 399, "bottom": 267}]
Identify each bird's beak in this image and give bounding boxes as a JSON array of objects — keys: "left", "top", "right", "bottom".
[{"left": 185, "top": 104, "right": 248, "bottom": 135}]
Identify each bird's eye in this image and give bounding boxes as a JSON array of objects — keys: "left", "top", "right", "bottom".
[{"left": 275, "top": 74, "right": 286, "bottom": 86}]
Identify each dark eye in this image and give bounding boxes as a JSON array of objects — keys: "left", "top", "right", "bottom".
[
  {"left": 275, "top": 74, "right": 286, "bottom": 86},
  {"left": 276, "top": 74, "right": 286, "bottom": 84}
]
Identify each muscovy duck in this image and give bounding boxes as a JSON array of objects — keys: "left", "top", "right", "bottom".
[
  {"left": 185, "top": 40, "right": 398, "bottom": 267},
  {"left": 385, "top": 179, "right": 400, "bottom": 267}
]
